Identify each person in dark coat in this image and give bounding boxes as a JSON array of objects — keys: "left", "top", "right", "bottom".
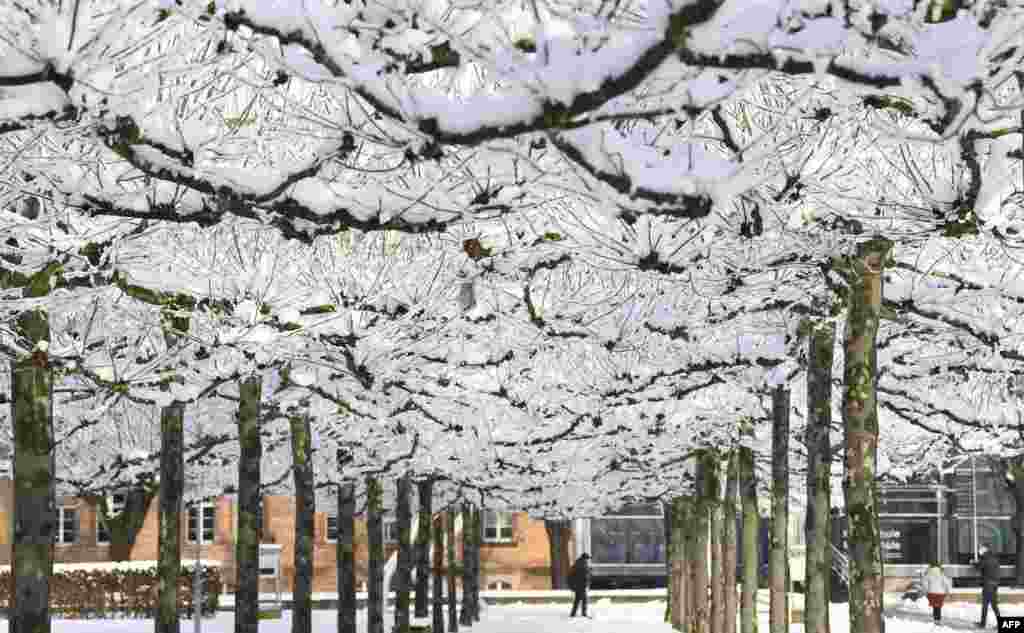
[
  {"left": 975, "top": 545, "right": 1002, "bottom": 628},
  {"left": 569, "top": 553, "right": 592, "bottom": 617}
]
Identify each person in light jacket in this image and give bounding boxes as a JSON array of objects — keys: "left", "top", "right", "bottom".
[{"left": 921, "top": 562, "right": 953, "bottom": 623}]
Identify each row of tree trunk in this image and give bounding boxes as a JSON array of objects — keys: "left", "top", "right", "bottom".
[
  {"left": 665, "top": 450, "right": 742, "bottom": 633},
  {"left": 8, "top": 240, "right": 889, "bottom": 633},
  {"left": 334, "top": 475, "right": 483, "bottom": 633},
  {"left": 171, "top": 377, "right": 490, "bottom": 633},
  {"left": 662, "top": 241, "right": 890, "bottom": 633},
  {"left": 661, "top": 381, "right": 825, "bottom": 633}
]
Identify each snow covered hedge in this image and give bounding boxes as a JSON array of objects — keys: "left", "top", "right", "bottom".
[{"left": 0, "top": 565, "right": 222, "bottom": 619}]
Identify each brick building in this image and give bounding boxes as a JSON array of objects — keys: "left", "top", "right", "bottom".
[{"left": 0, "top": 481, "right": 568, "bottom": 593}]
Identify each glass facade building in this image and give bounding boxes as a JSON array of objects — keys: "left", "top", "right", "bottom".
[
  {"left": 873, "top": 457, "right": 1017, "bottom": 580},
  {"left": 576, "top": 458, "right": 1019, "bottom": 588},
  {"left": 589, "top": 503, "right": 667, "bottom": 566}
]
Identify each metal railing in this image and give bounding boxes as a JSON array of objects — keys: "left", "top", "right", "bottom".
[{"left": 831, "top": 544, "right": 850, "bottom": 586}]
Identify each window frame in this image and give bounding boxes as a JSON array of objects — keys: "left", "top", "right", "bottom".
[
  {"left": 56, "top": 506, "right": 78, "bottom": 545},
  {"left": 96, "top": 493, "right": 127, "bottom": 545},
  {"left": 481, "top": 510, "right": 514, "bottom": 544},
  {"left": 326, "top": 513, "right": 339, "bottom": 543},
  {"left": 187, "top": 502, "right": 216, "bottom": 544}
]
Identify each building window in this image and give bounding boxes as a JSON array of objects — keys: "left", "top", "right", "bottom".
[
  {"left": 384, "top": 518, "right": 399, "bottom": 544},
  {"left": 57, "top": 507, "right": 78, "bottom": 544},
  {"left": 326, "top": 514, "right": 339, "bottom": 543},
  {"left": 96, "top": 493, "right": 127, "bottom": 545},
  {"left": 591, "top": 503, "right": 665, "bottom": 564},
  {"left": 482, "top": 511, "right": 514, "bottom": 543},
  {"left": 188, "top": 503, "right": 216, "bottom": 544},
  {"left": 880, "top": 518, "right": 937, "bottom": 564}
]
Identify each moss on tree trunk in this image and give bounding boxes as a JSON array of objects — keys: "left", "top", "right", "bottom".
[
  {"left": 337, "top": 477, "right": 357, "bottom": 633},
  {"left": 842, "top": 238, "right": 892, "bottom": 633},
  {"left": 471, "top": 507, "right": 481, "bottom": 621},
  {"left": 157, "top": 401, "right": 185, "bottom": 633},
  {"left": 394, "top": 474, "right": 413, "bottom": 633},
  {"left": 367, "top": 476, "right": 385, "bottom": 633},
  {"left": 769, "top": 388, "right": 790, "bottom": 633},
  {"left": 664, "top": 503, "right": 673, "bottom": 624},
  {"left": 415, "top": 478, "right": 434, "bottom": 618},
  {"left": 670, "top": 496, "right": 691, "bottom": 631},
  {"left": 11, "top": 307, "right": 54, "bottom": 633},
  {"left": 433, "top": 513, "right": 446, "bottom": 633},
  {"left": 739, "top": 441, "right": 759, "bottom": 633},
  {"left": 234, "top": 375, "right": 262, "bottom": 633},
  {"left": 290, "top": 414, "right": 315, "bottom": 633},
  {"left": 459, "top": 504, "right": 473, "bottom": 626},
  {"left": 97, "top": 487, "right": 155, "bottom": 562},
  {"left": 805, "top": 322, "right": 835, "bottom": 633},
  {"left": 711, "top": 489, "right": 724, "bottom": 633},
  {"left": 446, "top": 510, "right": 458, "bottom": 633},
  {"left": 723, "top": 453, "right": 739, "bottom": 633},
  {"left": 694, "top": 454, "right": 715, "bottom": 633}
]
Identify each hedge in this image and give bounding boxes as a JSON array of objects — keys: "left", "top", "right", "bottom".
[{"left": 0, "top": 565, "right": 221, "bottom": 618}]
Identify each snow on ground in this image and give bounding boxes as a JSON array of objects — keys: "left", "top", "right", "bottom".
[{"left": 0, "top": 596, "right": 1017, "bottom": 632}]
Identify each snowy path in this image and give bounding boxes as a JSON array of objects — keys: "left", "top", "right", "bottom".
[
  {"left": 885, "top": 602, "right": 982, "bottom": 630},
  {"left": 3, "top": 598, "right": 1020, "bottom": 632}
]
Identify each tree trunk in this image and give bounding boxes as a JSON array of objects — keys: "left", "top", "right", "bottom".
[
  {"left": 711, "top": 467, "right": 724, "bottom": 633},
  {"left": 433, "top": 514, "right": 446, "bottom": 633},
  {"left": 157, "top": 401, "right": 185, "bottom": 633},
  {"left": 689, "top": 497, "right": 702, "bottom": 633},
  {"left": 447, "top": 510, "right": 458, "bottom": 633},
  {"left": 337, "top": 477, "right": 357, "bottom": 633},
  {"left": 805, "top": 322, "right": 835, "bottom": 633},
  {"left": 289, "top": 414, "right": 315, "bottom": 633},
  {"left": 471, "top": 507, "right": 481, "bottom": 621},
  {"left": 723, "top": 453, "right": 739, "bottom": 633},
  {"left": 234, "top": 375, "right": 262, "bottom": 633},
  {"left": 739, "top": 441, "right": 759, "bottom": 633},
  {"left": 367, "top": 476, "right": 385, "bottom": 633},
  {"left": 664, "top": 505, "right": 674, "bottom": 624},
  {"left": 395, "top": 474, "right": 413, "bottom": 633},
  {"left": 694, "top": 454, "right": 714, "bottom": 633},
  {"left": 544, "top": 519, "right": 569, "bottom": 590},
  {"left": 671, "top": 496, "right": 691, "bottom": 632},
  {"left": 100, "top": 486, "right": 155, "bottom": 562},
  {"left": 459, "top": 504, "right": 473, "bottom": 626},
  {"left": 842, "top": 238, "right": 892, "bottom": 633},
  {"left": 769, "top": 388, "right": 791, "bottom": 633},
  {"left": 415, "top": 478, "right": 434, "bottom": 618},
  {"left": 11, "top": 307, "right": 54, "bottom": 633}
]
